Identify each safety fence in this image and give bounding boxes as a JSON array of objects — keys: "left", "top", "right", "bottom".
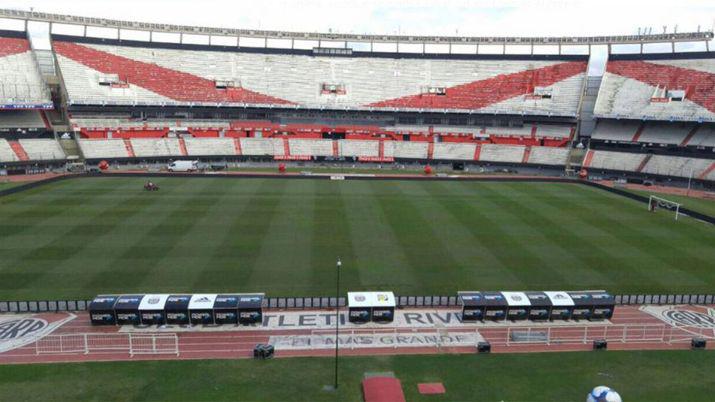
[
  {"left": 1, "top": 294, "right": 714, "bottom": 314},
  {"left": 498, "top": 323, "right": 715, "bottom": 347},
  {"left": 35, "top": 333, "right": 179, "bottom": 357}
]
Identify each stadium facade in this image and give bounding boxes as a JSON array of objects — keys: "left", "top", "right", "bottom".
[{"left": 1, "top": 9, "right": 714, "bottom": 185}]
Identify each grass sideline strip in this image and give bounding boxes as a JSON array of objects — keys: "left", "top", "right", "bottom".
[{"left": 0, "top": 350, "right": 712, "bottom": 401}]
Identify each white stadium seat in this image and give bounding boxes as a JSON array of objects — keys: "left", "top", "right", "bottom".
[
  {"left": 527, "top": 146, "right": 570, "bottom": 165},
  {"left": 479, "top": 144, "right": 525, "bottom": 163},
  {"left": 184, "top": 138, "right": 235, "bottom": 156},
  {"left": 18, "top": 139, "right": 65, "bottom": 160},
  {"left": 432, "top": 143, "right": 476, "bottom": 160},
  {"left": 130, "top": 138, "right": 182, "bottom": 157},
  {"left": 338, "top": 140, "right": 379, "bottom": 158},
  {"left": 78, "top": 139, "right": 130, "bottom": 159},
  {"left": 0, "top": 138, "right": 20, "bottom": 162},
  {"left": 588, "top": 150, "right": 645, "bottom": 172}
]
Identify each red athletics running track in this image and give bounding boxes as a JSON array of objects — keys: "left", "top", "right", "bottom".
[{"left": 0, "top": 305, "right": 712, "bottom": 365}]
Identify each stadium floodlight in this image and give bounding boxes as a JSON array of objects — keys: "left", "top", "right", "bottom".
[{"left": 648, "top": 195, "right": 682, "bottom": 220}]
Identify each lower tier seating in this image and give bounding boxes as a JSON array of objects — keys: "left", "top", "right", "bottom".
[
  {"left": 527, "top": 146, "right": 570, "bottom": 165},
  {"left": 479, "top": 144, "right": 525, "bottom": 163},
  {"left": 130, "top": 138, "right": 182, "bottom": 157},
  {"left": 587, "top": 150, "right": 646, "bottom": 172},
  {"left": 17, "top": 139, "right": 65, "bottom": 160},
  {"left": 0, "top": 138, "right": 20, "bottom": 162},
  {"left": 184, "top": 138, "right": 234, "bottom": 156},
  {"left": 338, "top": 140, "right": 379, "bottom": 158},
  {"left": 78, "top": 139, "right": 129, "bottom": 159},
  {"left": 432, "top": 143, "right": 476, "bottom": 160}
]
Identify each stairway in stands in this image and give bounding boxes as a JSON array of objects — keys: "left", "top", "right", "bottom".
[
  {"left": 123, "top": 139, "right": 136, "bottom": 157},
  {"left": 635, "top": 154, "right": 653, "bottom": 173},
  {"left": 8, "top": 141, "right": 29, "bottom": 161}
]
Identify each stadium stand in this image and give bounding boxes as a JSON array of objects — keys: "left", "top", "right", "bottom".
[
  {"left": 0, "top": 138, "right": 21, "bottom": 162},
  {"left": 638, "top": 122, "right": 695, "bottom": 144},
  {"left": 0, "top": 110, "right": 47, "bottom": 129},
  {"left": 641, "top": 155, "right": 713, "bottom": 178},
  {"left": 527, "top": 146, "right": 570, "bottom": 165},
  {"left": 78, "top": 139, "right": 130, "bottom": 159},
  {"left": 184, "top": 138, "right": 235, "bottom": 156},
  {"left": 130, "top": 138, "right": 182, "bottom": 157},
  {"left": 17, "top": 139, "right": 65, "bottom": 160},
  {"left": 338, "top": 139, "right": 379, "bottom": 158},
  {"left": 240, "top": 138, "right": 285, "bottom": 156},
  {"left": 595, "top": 53, "right": 715, "bottom": 122},
  {"left": 590, "top": 120, "right": 640, "bottom": 142},
  {"left": 393, "top": 141, "right": 429, "bottom": 159},
  {"left": 686, "top": 125, "right": 715, "bottom": 147},
  {"left": 479, "top": 144, "right": 526, "bottom": 163},
  {"left": 52, "top": 38, "right": 587, "bottom": 116},
  {"left": 289, "top": 139, "right": 334, "bottom": 157},
  {"left": 0, "top": 35, "right": 52, "bottom": 108},
  {"left": 585, "top": 150, "right": 646, "bottom": 172},
  {"left": 432, "top": 143, "right": 477, "bottom": 160}
]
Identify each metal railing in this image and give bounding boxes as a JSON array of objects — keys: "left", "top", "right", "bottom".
[
  {"left": 35, "top": 332, "right": 179, "bottom": 356},
  {"left": 1, "top": 293, "right": 713, "bottom": 314}
]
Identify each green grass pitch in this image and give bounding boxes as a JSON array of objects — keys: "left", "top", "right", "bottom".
[
  {"left": 0, "top": 176, "right": 714, "bottom": 300},
  {"left": 0, "top": 350, "right": 713, "bottom": 401}
]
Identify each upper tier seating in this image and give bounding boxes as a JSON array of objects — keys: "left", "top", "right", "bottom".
[
  {"left": 338, "top": 140, "right": 379, "bottom": 158},
  {"left": 479, "top": 144, "right": 525, "bottom": 163},
  {"left": 71, "top": 117, "right": 232, "bottom": 129},
  {"left": 130, "top": 138, "right": 182, "bottom": 157},
  {"left": 78, "top": 139, "right": 130, "bottom": 159},
  {"left": 587, "top": 150, "right": 645, "bottom": 172},
  {"left": 685, "top": 125, "right": 715, "bottom": 147},
  {"left": 527, "top": 146, "right": 570, "bottom": 165},
  {"left": 0, "top": 37, "right": 52, "bottom": 108},
  {"left": 53, "top": 39, "right": 586, "bottom": 116},
  {"left": 0, "top": 110, "right": 46, "bottom": 129},
  {"left": 638, "top": 122, "right": 694, "bottom": 144},
  {"left": 17, "top": 139, "right": 65, "bottom": 160},
  {"left": 592, "top": 119, "right": 715, "bottom": 146},
  {"left": 184, "top": 138, "right": 235, "bottom": 156},
  {"left": 0, "top": 138, "right": 20, "bottom": 162},
  {"left": 591, "top": 120, "right": 640, "bottom": 142},
  {"left": 594, "top": 55, "right": 715, "bottom": 122},
  {"left": 432, "top": 143, "right": 476, "bottom": 160}
]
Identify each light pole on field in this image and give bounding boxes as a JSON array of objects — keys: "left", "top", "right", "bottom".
[{"left": 334, "top": 258, "right": 341, "bottom": 390}]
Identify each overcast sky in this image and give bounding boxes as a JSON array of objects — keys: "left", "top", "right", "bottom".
[{"left": 1, "top": 0, "right": 713, "bottom": 75}]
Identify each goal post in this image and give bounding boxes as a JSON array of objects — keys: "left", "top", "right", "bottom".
[{"left": 648, "top": 195, "right": 682, "bottom": 220}]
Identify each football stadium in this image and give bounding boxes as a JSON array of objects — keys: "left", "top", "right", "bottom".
[{"left": 0, "top": 3, "right": 715, "bottom": 401}]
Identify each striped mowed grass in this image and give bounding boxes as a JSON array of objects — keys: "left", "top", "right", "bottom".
[{"left": 0, "top": 176, "right": 713, "bottom": 300}]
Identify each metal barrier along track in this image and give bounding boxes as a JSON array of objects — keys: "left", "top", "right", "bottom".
[
  {"left": 36, "top": 333, "right": 179, "bottom": 357},
  {"left": 500, "top": 323, "right": 715, "bottom": 347}
]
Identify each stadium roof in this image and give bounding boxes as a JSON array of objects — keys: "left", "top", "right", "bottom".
[{"left": 1, "top": 8, "right": 712, "bottom": 50}]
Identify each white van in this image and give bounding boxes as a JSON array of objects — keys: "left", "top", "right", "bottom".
[{"left": 168, "top": 160, "right": 199, "bottom": 172}]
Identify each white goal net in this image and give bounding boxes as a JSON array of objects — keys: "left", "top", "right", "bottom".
[{"left": 648, "top": 195, "right": 682, "bottom": 220}]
